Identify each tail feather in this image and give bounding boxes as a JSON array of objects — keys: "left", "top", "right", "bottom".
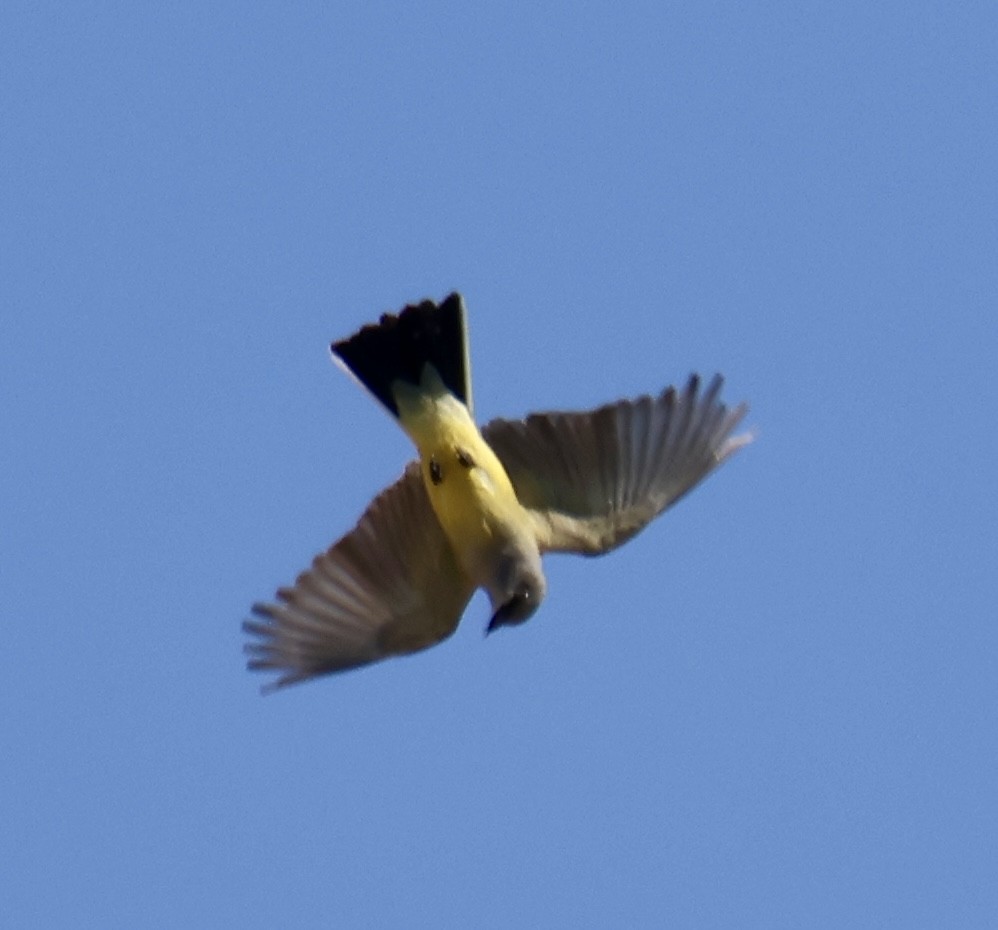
[{"left": 331, "top": 292, "right": 472, "bottom": 418}]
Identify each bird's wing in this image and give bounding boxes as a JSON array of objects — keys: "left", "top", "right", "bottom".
[
  {"left": 244, "top": 462, "right": 475, "bottom": 691},
  {"left": 481, "top": 374, "right": 751, "bottom": 555}
]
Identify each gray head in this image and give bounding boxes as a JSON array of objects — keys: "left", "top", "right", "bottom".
[{"left": 485, "top": 543, "right": 547, "bottom": 634}]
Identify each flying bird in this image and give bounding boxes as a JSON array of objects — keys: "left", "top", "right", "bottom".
[{"left": 244, "top": 293, "right": 751, "bottom": 691}]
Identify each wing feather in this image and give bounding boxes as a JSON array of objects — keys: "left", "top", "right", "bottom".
[
  {"left": 482, "top": 374, "right": 750, "bottom": 555},
  {"left": 243, "top": 462, "right": 475, "bottom": 691}
]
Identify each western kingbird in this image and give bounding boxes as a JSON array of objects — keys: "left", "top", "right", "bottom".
[{"left": 244, "top": 293, "right": 751, "bottom": 691}]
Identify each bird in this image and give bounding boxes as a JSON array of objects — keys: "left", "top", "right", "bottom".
[{"left": 244, "top": 293, "right": 751, "bottom": 692}]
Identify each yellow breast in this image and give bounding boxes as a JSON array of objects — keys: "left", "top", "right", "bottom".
[
  {"left": 393, "top": 369, "right": 524, "bottom": 576},
  {"left": 423, "top": 442, "right": 511, "bottom": 545}
]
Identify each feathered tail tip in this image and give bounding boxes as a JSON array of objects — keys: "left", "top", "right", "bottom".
[{"left": 331, "top": 292, "right": 472, "bottom": 418}]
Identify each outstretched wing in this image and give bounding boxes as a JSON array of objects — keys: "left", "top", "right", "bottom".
[
  {"left": 482, "top": 374, "right": 750, "bottom": 555},
  {"left": 244, "top": 462, "right": 475, "bottom": 691}
]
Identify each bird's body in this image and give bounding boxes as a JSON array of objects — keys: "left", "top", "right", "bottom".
[
  {"left": 244, "top": 293, "right": 751, "bottom": 691},
  {"left": 392, "top": 366, "right": 537, "bottom": 595}
]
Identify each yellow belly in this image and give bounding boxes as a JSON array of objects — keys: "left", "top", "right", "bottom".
[
  {"left": 393, "top": 369, "right": 524, "bottom": 579},
  {"left": 424, "top": 446, "right": 504, "bottom": 545}
]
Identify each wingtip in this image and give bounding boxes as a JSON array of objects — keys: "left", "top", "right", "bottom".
[
  {"left": 719, "top": 429, "right": 754, "bottom": 460},
  {"left": 244, "top": 648, "right": 303, "bottom": 695}
]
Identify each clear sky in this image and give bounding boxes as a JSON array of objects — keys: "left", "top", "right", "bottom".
[{"left": 3, "top": 2, "right": 996, "bottom": 927}]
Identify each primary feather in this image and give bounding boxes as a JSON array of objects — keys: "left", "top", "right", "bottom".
[{"left": 482, "top": 374, "right": 750, "bottom": 555}]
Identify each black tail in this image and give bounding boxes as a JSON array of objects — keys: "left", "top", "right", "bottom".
[{"left": 331, "top": 292, "right": 472, "bottom": 419}]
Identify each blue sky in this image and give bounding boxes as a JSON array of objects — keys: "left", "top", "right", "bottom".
[{"left": 3, "top": 2, "right": 996, "bottom": 926}]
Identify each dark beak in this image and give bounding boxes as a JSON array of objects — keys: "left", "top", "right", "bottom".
[
  {"left": 486, "top": 592, "right": 529, "bottom": 636},
  {"left": 485, "top": 609, "right": 505, "bottom": 636}
]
